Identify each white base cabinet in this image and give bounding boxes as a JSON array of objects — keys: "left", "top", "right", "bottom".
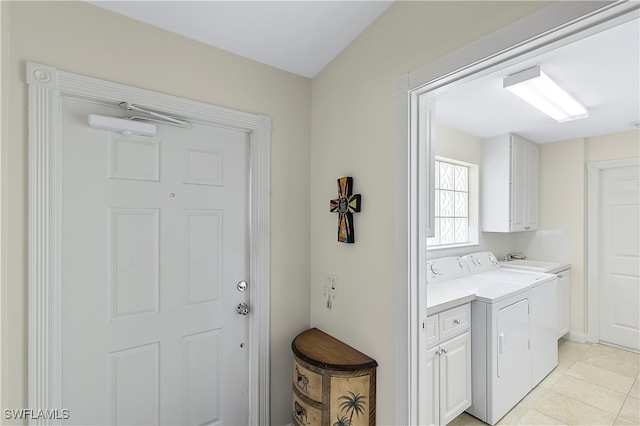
[{"left": 426, "top": 304, "right": 472, "bottom": 425}]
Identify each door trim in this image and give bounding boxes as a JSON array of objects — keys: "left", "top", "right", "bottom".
[
  {"left": 393, "top": 2, "right": 639, "bottom": 424},
  {"left": 27, "top": 62, "right": 271, "bottom": 425},
  {"left": 586, "top": 157, "right": 640, "bottom": 344}
]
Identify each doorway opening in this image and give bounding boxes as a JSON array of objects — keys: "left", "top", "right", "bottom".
[{"left": 394, "top": 2, "right": 639, "bottom": 424}]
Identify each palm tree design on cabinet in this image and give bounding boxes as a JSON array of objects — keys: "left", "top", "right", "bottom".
[{"left": 333, "top": 392, "right": 367, "bottom": 426}]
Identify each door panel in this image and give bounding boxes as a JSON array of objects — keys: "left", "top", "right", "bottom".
[
  {"left": 493, "top": 298, "right": 531, "bottom": 423},
  {"left": 497, "top": 299, "right": 529, "bottom": 378},
  {"left": 530, "top": 279, "right": 558, "bottom": 386},
  {"left": 425, "top": 346, "right": 439, "bottom": 426},
  {"left": 61, "top": 97, "right": 250, "bottom": 425},
  {"left": 439, "top": 331, "right": 472, "bottom": 425},
  {"left": 600, "top": 165, "right": 640, "bottom": 351}
]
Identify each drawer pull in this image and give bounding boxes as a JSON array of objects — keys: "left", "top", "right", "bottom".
[{"left": 453, "top": 319, "right": 461, "bottom": 325}]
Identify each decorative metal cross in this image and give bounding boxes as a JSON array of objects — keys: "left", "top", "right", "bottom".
[{"left": 330, "top": 177, "right": 361, "bottom": 243}]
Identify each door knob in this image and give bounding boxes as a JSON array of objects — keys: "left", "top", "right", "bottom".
[
  {"left": 237, "top": 280, "right": 248, "bottom": 292},
  {"left": 236, "top": 303, "right": 250, "bottom": 315}
]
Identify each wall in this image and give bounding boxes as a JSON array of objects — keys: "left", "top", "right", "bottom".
[
  {"left": 587, "top": 130, "right": 640, "bottom": 162},
  {"left": 515, "top": 129, "right": 639, "bottom": 337},
  {"left": 0, "top": 2, "right": 311, "bottom": 424},
  {"left": 309, "top": 1, "right": 548, "bottom": 423}
]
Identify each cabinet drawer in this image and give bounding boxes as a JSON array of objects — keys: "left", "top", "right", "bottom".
[
  {"left": 426, "top": 314, "right": 439, "bottom": 348},
  {"left": 292, "top": 391, "right": 323, "bottom": 426},
  {"left": 293, "top": 358, "right": 323, "bottom": 402},
  {"left": 439, "top": 303, "right": 470, "bottom": 341}
]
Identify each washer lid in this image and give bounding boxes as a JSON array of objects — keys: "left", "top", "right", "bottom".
[
  {"left": 472, "top": 280, "right": 530, "bottom": 303},
  {"left": 472, "top": 269, "right": 556, "bottom": 286},
  {"left": 500, "top": 259, "right": 571, "bottom": 274},
  {"left": 430, "top": 276, "right": 530, "bottom": 303}
]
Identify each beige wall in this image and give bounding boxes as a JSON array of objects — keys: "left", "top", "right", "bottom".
[
  {"left": 587, "top": 130, "right": 640, "bottom": 162},
  {"left": 1, "top": 2, "right": 310, "bottom": 424},
  {"left": 309, "top": 1, "right": 547, "bottom": 423},
  {"left": 435, "top": 124, "right": 482, "bottom": 163},
  {"left": 535, "top": 138, "right": 588, "bottom": 334},
  {"left": 519, "top": 130, "right": 639, "bottom": 336}
]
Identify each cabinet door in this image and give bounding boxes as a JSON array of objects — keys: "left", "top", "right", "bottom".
[
  {"left": 525, "top": 139, "right": 539, "bottom": 230},
  {"left": 510, "top": 135, "right": 539, "bottom": 231},
  {"left": 439, "top": 331, "right": 472, "bottom": 425},
  {"left": 510, "top": 136, "right": 528, "bottom": 231},
  {"left": 557, "top": 270, "right": 571, "bottom": 338},
  {"left": 425, "top": 346, "right": 440, "bottom": 426}
]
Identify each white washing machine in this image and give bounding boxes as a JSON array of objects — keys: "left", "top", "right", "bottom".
[
  {"left": 462, "top": 252, "right": 558, "bottom": 387},
  {"left": 427, "top": 256, "right": 533, "bottom": 425}
]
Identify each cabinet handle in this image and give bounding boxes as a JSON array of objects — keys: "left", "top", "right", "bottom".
[
  {"left": 525, "top": 226, "right": 531, "bottom": 230},
  {"left": 557, "top": 274, "right": 563, "bottom": 278},
  {"left": 441, "top": 348, "right": 448, "bottom": 354},
  {"left": 453, "top": 319, "right": 461, "bottom": 325}
]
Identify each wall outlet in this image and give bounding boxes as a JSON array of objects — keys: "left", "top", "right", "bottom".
[
  {"left": 322, "top": 273, "right": 338, "bottom": 310},
  {"left": 322, "top": 273, "right": 338, "bottom": 294}
]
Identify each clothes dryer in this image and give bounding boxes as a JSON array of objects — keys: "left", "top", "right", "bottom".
[{"left": 463, "top": 252, "right": 558, "bottom": 387}]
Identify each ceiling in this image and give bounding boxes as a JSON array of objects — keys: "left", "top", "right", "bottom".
[
  {"left": 434, "top": 17, "right": 640, "bottom": 144},
  {"left": 89, "top": 0, "right": 393, "bottom": 79},
  {"left": 89, "top": 1, "right": 639, "bottom": 144}
]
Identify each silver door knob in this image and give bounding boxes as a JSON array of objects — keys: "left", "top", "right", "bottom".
[
  {"left": 237, "top": 280, "right": 248, "bottom": 292},
  {"left": 236, "top": 303, "right": 249, "bottom": 315}
]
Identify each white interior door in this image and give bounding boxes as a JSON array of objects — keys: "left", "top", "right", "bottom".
[
  {"left": 60, "top": 97, "right": 250, "bottom": 425},
  {"left": 599, "top": 165, "right": 640, "bottom": 351}
]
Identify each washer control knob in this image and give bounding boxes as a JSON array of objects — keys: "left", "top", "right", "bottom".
[{"left": 430, "top": 264, "right": 441, "bottom": 276}]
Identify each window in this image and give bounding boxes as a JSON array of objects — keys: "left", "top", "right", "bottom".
[{"left": 428, "top": 158, "right": 478, "bottom": 249}]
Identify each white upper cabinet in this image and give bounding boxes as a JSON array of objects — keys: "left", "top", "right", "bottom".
[{"left": 481, "top": 133, "right": 539, "bottom": 232}]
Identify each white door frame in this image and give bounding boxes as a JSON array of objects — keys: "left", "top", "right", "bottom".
[
  {"left": 393, "top": 2, "right": 639, "bottom": 424},
  {"left": 27, "top": 62, "right": 271, "bottom": 425},
  {"left": 586, "top": 157, "right": 640, "bottom": 344}
]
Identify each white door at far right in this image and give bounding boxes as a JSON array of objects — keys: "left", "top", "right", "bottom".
[{"left": 599, "top": 164, "right": 640, "bottom": 351}]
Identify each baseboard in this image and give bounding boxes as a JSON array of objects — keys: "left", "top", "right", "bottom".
[{"left": 565, "top": 331, "right": 587, "bottom": 343}]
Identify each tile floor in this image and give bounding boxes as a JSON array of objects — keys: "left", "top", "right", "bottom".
[{"left": 450, "top": 339, "right": 640, "bottom": 426}]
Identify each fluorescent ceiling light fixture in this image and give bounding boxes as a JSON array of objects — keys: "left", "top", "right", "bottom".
[
  {"left": 503, "top": 66, "right": 589, "bottom": 122},
  {"left": 88, "top": 114, "right": 156, "bottom": 136}
]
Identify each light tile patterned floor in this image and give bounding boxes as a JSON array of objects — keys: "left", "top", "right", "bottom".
[{"left": 449, "top": 339, "right": 640, "bottom": 426}]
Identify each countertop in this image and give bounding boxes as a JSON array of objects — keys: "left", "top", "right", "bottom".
[
  {"left": 427, "top": 285, "right": 475, "bottom": 315},
  {"left": 499, "top": 259, "right": 571, "bottom": 274}
]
